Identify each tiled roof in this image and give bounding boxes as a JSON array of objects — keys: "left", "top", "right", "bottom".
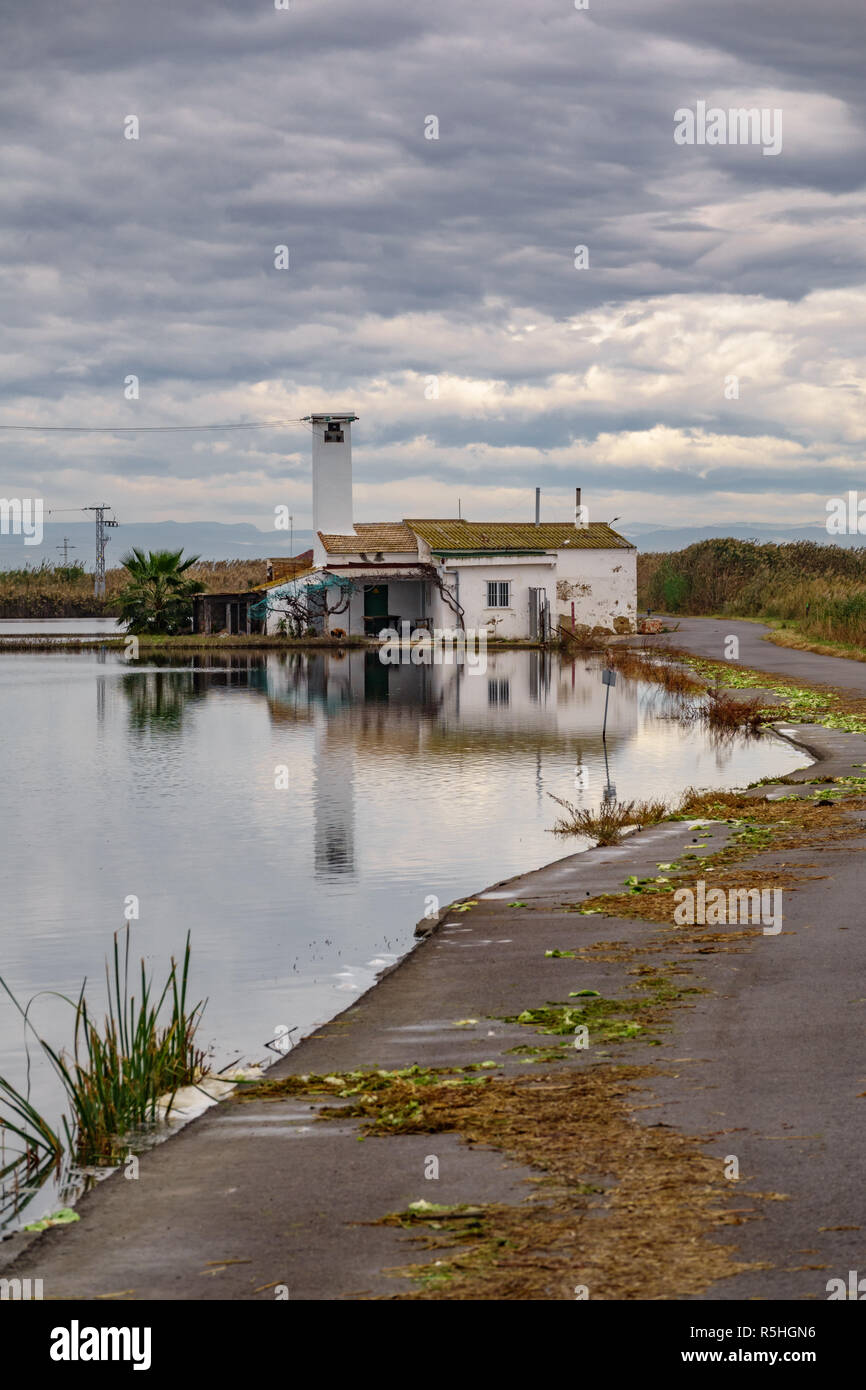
[
  {"left": 253, "top": 551, "right": 316, "bottom": 590},
  {"left": 404, "top": 520, "right": 634, "bottom": 551},
  {"left": 266, "top": 551, "right": 314, "bottom": 581},
  {"left": 318, "top": 523, "right": 419, "bottom": 555}
]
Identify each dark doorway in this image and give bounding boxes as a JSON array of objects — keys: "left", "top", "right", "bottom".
[
  {"left": 364, "top": 584, "right": 389, "bottom": 636},
  {"left": 364, "top": 584, "right": 389, "bottom": 617}
]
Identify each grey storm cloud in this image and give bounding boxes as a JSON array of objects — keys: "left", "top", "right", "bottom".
[{"left": 0, "top": 0, "right": 864, "bottom": 525}]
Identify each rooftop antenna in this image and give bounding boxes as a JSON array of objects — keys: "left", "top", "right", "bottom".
[{"left": 83, "top": 505, "right": 119, "bottom": 597}]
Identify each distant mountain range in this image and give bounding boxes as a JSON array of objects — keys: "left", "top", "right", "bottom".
[
  {"left": 619, "top": 521, "right": 865, "bottom": 552},
  {"left": 0, "top": 517, "right": 859, "bottom": 569},
  {"left": 0, "top": 521, "right": 315, "bottom": 570}
]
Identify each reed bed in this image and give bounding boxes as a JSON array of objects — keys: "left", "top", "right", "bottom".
[
  {"left": 0, "top": 559, "right": 268, "bottom": 618},
  {"left": 0, "top": 929, "right": 206, "bottom": 1223},
  {"left": 638, "top": 539, "right": 866, "bottom": 648}
]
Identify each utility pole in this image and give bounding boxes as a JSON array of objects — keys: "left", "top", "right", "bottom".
[
  {"left": 56, "top": 537, "right": 76, "bottom": 565},
  {"left": 83, "top": 505, "right": 118, "bottom": 598}
]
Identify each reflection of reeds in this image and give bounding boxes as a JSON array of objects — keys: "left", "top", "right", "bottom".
[
  {"left": 549, "top": 794, "right": 675, "bottom": 845},
  {"left": 0, "top": 929, "right": 206, "bottom": 1224},
  {"left": 0, "top": 1082, "right": 63, "bottom": 1228},
  {"left": 610, "top": 646, "right": 780, "bottom": 733},
  {"left": 608, "top": 646, "right": 702, "bottom": 697}
]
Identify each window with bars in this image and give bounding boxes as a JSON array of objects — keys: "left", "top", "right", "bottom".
[{"left": 486, "top": 580, "right": 511, "bottom": 608}]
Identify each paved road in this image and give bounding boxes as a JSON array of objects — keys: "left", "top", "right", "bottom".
[
  {"left": 645, "top": 614, "right": 866, "bottom": 692},
  {"left": 3, "top": 622, "right": 866, "bottom": 1300}
]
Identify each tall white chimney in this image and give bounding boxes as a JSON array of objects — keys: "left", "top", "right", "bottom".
[{"left": 305, "top": 413, "right": 357, "bottom": 565}]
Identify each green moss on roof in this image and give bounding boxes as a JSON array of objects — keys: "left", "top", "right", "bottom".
[{"left": 404, "top": 520, "right": 633, "bottom": 551}]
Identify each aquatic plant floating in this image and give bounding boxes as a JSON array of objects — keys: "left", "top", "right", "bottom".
[{"left": 23, "top": 1207, "right": 80, "bottom": 1232}]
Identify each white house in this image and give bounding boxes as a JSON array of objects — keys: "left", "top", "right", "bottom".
[{"left": 262, "top": 414, "right": 637, "bottom": 639}]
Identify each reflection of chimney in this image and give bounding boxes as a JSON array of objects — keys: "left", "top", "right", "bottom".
[
  {"left": 305, "top": 413, "right": 358, "bottom": 565},
  {"left": 313, "top": 701, "right": 355, "bottom": 878}
]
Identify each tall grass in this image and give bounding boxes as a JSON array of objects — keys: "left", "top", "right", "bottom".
[
  {"left": 0, "top": 930, "right": 206, "bottom": 1222},
  {"left": 0, "top": 559, "right": 267, "bottom": 619},
  {"left": 638, "top": 540, "right": 866, "bottom": 647}
]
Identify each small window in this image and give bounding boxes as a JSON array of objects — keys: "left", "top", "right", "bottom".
[{"left": 486, "top": 580, "right": 510, "bottom": 608}]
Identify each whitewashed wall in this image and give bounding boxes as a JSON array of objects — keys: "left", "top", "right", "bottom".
[
  {"left": 429, "top": 558, "right": 556, "bottom": 639},
  {"left": 553, "top": 547, "right": 637, "bottom": 631}
]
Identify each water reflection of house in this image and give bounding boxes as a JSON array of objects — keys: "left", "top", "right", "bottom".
[
  {"left": 261, "top": 649, "right": 639, "bottom": 743},
  {"left": 277, "top": 648, "right": 642, "bottom": 878}
]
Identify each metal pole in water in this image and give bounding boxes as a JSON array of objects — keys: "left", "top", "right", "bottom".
[{"left": 601, "top": 667, "right": 616, "bottom": 742}]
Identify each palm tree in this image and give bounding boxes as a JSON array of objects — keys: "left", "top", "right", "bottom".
[{"left": 117, "top": 548, "right": 204, "bottom": 635}]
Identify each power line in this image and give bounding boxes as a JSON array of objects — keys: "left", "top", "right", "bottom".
[{"left": 0, "top": 419, "right": 305, "bottom": 433}]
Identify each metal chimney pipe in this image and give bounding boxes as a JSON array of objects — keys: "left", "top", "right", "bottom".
[
  {"left": 535, "top": 487, "right": 541, "bottom": 524},
  {"left": 575, "top": 487, "right": 581, "bottom": 510}
]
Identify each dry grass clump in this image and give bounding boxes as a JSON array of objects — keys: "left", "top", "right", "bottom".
[
  {"left": 697, "top": 688, "right": 777, "bottom": 733},
  {"left": 548, "top": 793, "right": 674, "bottom": 844}
]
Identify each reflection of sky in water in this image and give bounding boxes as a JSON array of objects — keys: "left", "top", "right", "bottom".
[
  {"left": 0, "top": 617, "right": 124, "bottom": 634},
  {"left": 0, "top": 648, "right": 805, "bottom": 1223}
]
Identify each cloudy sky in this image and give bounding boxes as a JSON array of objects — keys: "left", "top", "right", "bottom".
[{"left": 1, "top": 0, "right": 864, "bottom": 532}]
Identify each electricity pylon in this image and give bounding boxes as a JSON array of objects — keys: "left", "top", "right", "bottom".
[{"left": 83, "top": 505, "right": 119, "bottom": 597}]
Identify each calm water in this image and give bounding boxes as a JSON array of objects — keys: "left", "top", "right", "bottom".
[
  {"left": 0, "top": 617, "right": 124, "bottom": 635},
  {"left": 0, "top": 647, "right": 805, "bottom": 1228}
]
